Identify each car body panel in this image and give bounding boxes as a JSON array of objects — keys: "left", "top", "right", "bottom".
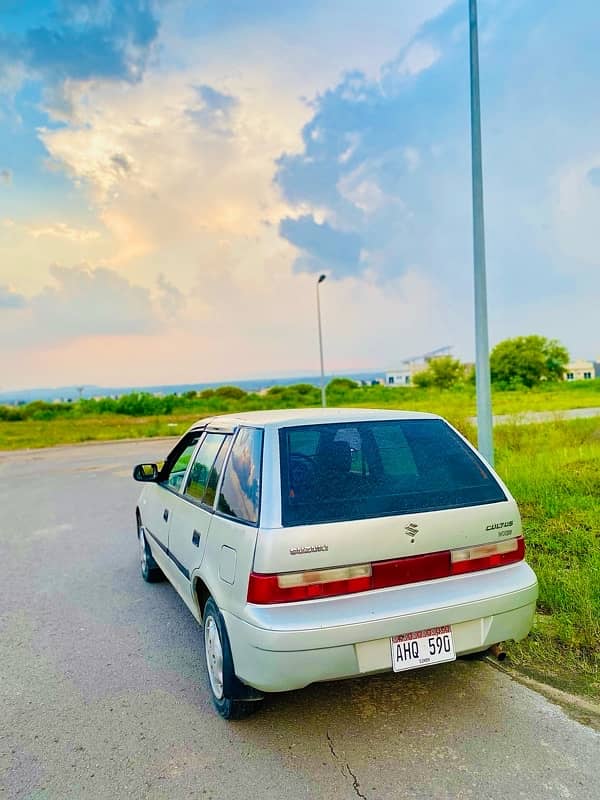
[
  {"left": 253, "top": 500, "right": 521, "bottom": 575},
  {"left": 192, "top": 513, "right": 259, "bottom": 618}
]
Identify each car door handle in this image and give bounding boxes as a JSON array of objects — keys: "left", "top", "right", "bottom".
[
  {"left": 163, "top": 508, "right": 169, "bottom": 522},
  {"left": 192, "top": 530, "right": 201, "bottom": 547}
]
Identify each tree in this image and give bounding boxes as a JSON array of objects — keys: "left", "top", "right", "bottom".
[
  {"left": 490, "top": 335, "right": 569, "bottom": 388},
  {"left": 412, "top": 356, "right": 466, "bottom": 389},
  {"left": 326, "top": 378, "right": 359, "bottom": 403}
]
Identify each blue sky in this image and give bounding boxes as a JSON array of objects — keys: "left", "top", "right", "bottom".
[{"left": 0, "top": 0, "right": 599, "bottom": 389}]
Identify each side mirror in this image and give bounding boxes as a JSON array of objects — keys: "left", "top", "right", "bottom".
[{"left": 133, "top": 463, "right": 159, "bottom": 482}]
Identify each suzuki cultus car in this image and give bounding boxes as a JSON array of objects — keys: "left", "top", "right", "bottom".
[{"left": 133, "top": 409, "right": 537, "bottom": 718}]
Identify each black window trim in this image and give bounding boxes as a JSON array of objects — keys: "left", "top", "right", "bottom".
[
  {"left": 158, "top": 428, "right": 205, "bottom": 497},
  {"left": 213, "top": 425, "right": 265, "bottom": 528},
  {"left": 179, "top": 432, "right": 233, "bottom": 513}
]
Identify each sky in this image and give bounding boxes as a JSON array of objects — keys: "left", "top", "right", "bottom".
[{"left": 1, "top": 0, "right": 599, "bottom": 391}]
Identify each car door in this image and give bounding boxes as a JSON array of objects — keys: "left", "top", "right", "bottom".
[
  {"left": 200, "top": 426, "right": 264, "bottom": 617},
  {"left": 168, "top": 432, "right": 231, "bottom": 582},
  {"left": 139, "top": 431, "right": 202, "bottom": 557}
]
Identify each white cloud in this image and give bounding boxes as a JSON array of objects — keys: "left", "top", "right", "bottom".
[
  {"left": 0, "top": 0, "right": 465, "bottom": 389},
  {"left": 157, "top": 273, "right": 185, "bottom": 317},
  {"left": 0, "top": 285, "right": 25, "bottom": 309},
  {"left": 38, "top": 68, "right": 303, "bottom": 270},
  {"left": 3, "top": 219, "right": 100, "bottom": 242},
  {"left": 338, "top": 169, "right": 389, "bottom": 215},
  {"left": 552, "top": 156, "right": 600, "bottom": 269},
  {"left": 403, "top": 147, "right": 421, "bottom": 172},
  {"left": 393, "top": 40, "right": 441, "bottom": 78},
  {"left": 0, "top": 264, "right": 157, "bottom": 348}
]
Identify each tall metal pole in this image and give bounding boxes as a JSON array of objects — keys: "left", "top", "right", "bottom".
[
  {"left": 469, "top": 0, "right": 494, "bottom": 465},
  {"left": 316, "top": 274, "right": 327, "bottom": 407}
]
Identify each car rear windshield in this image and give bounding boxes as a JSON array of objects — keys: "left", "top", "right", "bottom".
[{"left": 279, "top": 419, "right": 506, "bottom": 526}]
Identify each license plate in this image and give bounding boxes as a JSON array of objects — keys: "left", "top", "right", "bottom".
[{"left": 390, "top": 625, "right": 456, "bottom": 672}]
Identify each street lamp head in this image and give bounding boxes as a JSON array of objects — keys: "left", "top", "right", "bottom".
[{"left": 318, "top": 274, "right": 327, "bottom": 284}]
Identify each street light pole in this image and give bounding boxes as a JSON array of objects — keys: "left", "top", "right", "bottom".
[
  {"left": 316, "top": 274, "right": 327, "bottom": 408},
  {"left": 469, "top": 0, "right": 494, "bottom": 465}
]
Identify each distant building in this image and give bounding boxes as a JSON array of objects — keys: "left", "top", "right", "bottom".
[
  {"left": 385, "top": 347, "right": 455, "bottom": 387},
  {"left": 385, "top": 362, "right": 429, "bottom": 387},
  {"left": 564, "top": 359, "right": 599, "bottom": 381}
]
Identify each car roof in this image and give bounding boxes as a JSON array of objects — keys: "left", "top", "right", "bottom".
[{"left": 189, "top": 407, "right": 442, "bottom": 432}]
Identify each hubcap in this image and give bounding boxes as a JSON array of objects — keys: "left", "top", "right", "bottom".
[{"left": 204, "top": 615, "right": 224, "bottom": 700}]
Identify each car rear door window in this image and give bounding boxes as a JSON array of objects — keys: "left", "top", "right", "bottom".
[
  {"left": 183, "top": 433, "right": 227, "bottom": 502},
  {"left": 201, "top": 435, "right": 231, "bottom": 508},
  {"left": 217, "top": 427, "right": 263, "bottom": 524},
  {"left": 280, "top": 419, "right": 506, "bottom": 526}
]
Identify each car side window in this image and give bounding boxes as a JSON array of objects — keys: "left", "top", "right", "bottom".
[
  {"left": 183, "top": 433, "right": 226, "bottom": 502},
  {"left": 217, "top": 427, "right": 263, "bottom": 524},
  {"left": 160, "top": 433, "right": 201, "bottom": 492},
  {"left": 201, "top": 436, "right": 231, "bottom": 508}
]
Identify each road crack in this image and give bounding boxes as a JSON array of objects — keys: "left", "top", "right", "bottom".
[{"left": 326, "top": 730, "right": 367, "bottom": 800}]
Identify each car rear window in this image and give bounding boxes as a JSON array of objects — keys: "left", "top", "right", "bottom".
[{"left": 279, "top": 419, "right": 506, "bottom": 526}]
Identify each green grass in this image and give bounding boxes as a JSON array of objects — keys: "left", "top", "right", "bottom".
[
  {"left": 492, "top": 418, "right": 600, "bottom": 699},
  {"left": 332, "top": 379, "right": 600, "bottom": 417},
  {"left": 0, "top": 413, "right": 197, "bottom": 450}
]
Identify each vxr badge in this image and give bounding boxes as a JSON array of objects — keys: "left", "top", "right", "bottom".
[{"left": 404, "top": 522, "right": 419, "bottom": 542}]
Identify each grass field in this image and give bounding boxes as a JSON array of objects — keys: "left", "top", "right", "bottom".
[
  {"left": 493, "top": 418, "right": 600, "bottom": 700},
  {"left": 1, "top": 378, "right": 599, "bottom": 451},
  {"left": 1, "top": 380, "right": 599, "bottom": 699}
]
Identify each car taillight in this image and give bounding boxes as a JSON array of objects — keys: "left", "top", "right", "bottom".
[
  {"left": 247, "top": 564, "right": 372, "bottom": 604},
  {"left": 450, "top": 535, "right": 525, "bottom": 574},
  {"left": 247, "top": 536, "right": 525, "bottom": 604}
]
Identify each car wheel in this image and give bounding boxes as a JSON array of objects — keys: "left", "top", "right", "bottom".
[
  {"left": 203, "top": 597, "right": 261, "bottom": 720},
  {"left": 137, "top": 517, "right": 163, "bottom": 583}
]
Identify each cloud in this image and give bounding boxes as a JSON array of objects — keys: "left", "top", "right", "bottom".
[
  {"left": 33, "top": 264, "right": 154, "bottom": 338},
  {"left": 188, "top": 85, "right": 238, "bottom": 134},
  {"left": 157, "top": 273, "right": 185, "bottom": 316},
  {"left": 0, "top": 285, "right": 26, "bottom": 309},
  {"left": 279, "top": 214, "right": 363, "bottom": 276},
  {"left": 274, "top": 7, "right": 471, "bottom": 283},
  {"left": 273, "top": 0, "right": 600, "bottom": 319},
  {"left": 2, "top": 0, "right": 160, "bottom": 89},
  {"left": 110, "top": 152, "right": 133, "bottom": 174},
  {"left": 586, "top": 167, "right": 600, "bottom": 187},
  {"left": 0, "top": 264, "right": 157, "bottom": 348},
  {"left": 393, "top": 40, "right": 441, "bottom": 77},
  {"left": 3, "top": 219, "right": 101, "bottom": 242},
  {"left": 37, "top": 70, "right": 301, "bottom": 263},
  {"left": 0, "top": 169, "right": 12, "bottom": 185}
]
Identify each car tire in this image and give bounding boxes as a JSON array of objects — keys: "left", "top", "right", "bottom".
[
  {"left": 203, "top": 597, "right": 262, "bottom": 720},
  {"left": 137, "top": 517, "right": 163, "bottom": 583}
]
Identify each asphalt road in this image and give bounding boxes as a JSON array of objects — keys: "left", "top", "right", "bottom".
[{"left": 1, "top": 441, "right": 598, "bottom": 800}]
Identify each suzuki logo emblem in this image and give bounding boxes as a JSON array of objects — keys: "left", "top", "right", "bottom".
[{"left": 404, "top": 522, "right": 419, "bottom": 542}]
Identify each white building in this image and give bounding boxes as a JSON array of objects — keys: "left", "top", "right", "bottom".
[
  {"left": 564, "top": 358, "right": 600, "bottom": 381},
  {"left": 564, "top": 359, "right": 599, "bottom": 381},
  {"left": 385, "top": 361, "right": 429, "bottom": 387}
]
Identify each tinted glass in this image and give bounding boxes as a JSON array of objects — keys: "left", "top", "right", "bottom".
[
  {"left": 217, "top": 427, "right": 263, "bottom": 524},
  {"left": 280, "top": 420, "right": 506, "bottom": 526},
  {"left": 162, "top": 434, "right": 201, "bottom": 491},
  {"left": 183, "top": 433, "right": 226, "bottom": 501},
  {"left": 201, "top": 436, "right": 230, "bottom": 507}
]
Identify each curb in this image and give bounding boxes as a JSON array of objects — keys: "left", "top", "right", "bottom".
[{"left": 484, "top": 655, "right": 600, "bottom": 732}]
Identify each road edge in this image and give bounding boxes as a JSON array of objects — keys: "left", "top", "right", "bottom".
[{"left": 484, "top": 656, "right": 600, "bottom": 732}]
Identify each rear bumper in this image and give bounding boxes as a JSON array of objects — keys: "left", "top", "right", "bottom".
[{"left": 223, "top": 561, "right": 538, "bottom": 692}]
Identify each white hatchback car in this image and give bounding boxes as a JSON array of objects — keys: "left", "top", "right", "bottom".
[{"left": 133, "top": 408, "right": 537, "bottom": 718}]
